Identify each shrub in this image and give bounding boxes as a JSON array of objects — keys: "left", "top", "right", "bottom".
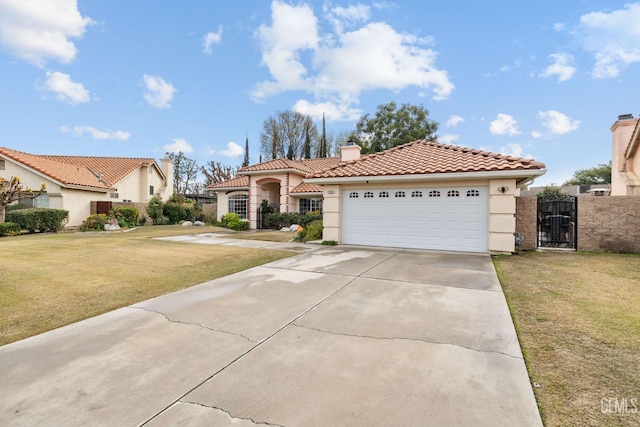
[
  {"left": 79, "top": 214, "right": 110, "bottom": 231},
  {"left": 221, "top": 213, "right": 249, "bottom": 231},
  {"left": 264, "top": 212, "right": 302, "bottom": 229},
  {"left": 110, "top": 206, "right": 139, "bottom": 228},
  {"left": 146, "top": 196, "right": 164, "bottom": 222},
  {"left": 296, "top": 219, "right": 323, "bottom": 242},
  {"left": 300, "top": 211, "right": 322, "bottom": 226},
  {"left": 6, "top": 203, "right": 28, "bottom": 212},
  {"left": 6, "top": 208, "right": 68, "bottom": 233},
  {"left": 162, "top": 202, "right": 186, "bottom": 224},
  {"left": 0, "top": 222, "right": 21, "bottom": 237}
]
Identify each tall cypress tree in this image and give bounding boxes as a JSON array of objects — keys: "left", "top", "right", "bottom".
[
  {"left": 321, "top": 112, "right": 327, "bottom": 157},
  {"left": 303, "top": 121, "right": 311, "bottom": 159},
  {"left": 242, "top": 134, "right": 250, "bottom": 167}
]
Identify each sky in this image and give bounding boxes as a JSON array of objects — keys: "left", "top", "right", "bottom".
[{"left": 1, "top": 0, "right": 639, "bottom": 187}]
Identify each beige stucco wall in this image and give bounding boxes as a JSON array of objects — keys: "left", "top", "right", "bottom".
[
  {"left": 115, "top": 165, "right": 170, "bottom": 203},
  {"left": 611, "top": 118, "right": 640, "bottom": 195},
  {"left": 320, "top": 178, "right": 519, "bottom": 253}
]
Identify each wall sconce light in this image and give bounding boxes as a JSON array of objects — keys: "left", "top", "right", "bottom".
[{"left": 498, "top": 186, "right": 509, "bottom": 193}]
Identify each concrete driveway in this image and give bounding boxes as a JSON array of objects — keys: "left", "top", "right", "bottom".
[{"left": 0, "top": 243, "right": 542, "bottom": 426}]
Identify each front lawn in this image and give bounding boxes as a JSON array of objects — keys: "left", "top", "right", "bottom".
[
  {"left": 494, "top": 251, "right": 640, "bottom": 427},
  {"left": 0, "top": 226, "right": 295, "bottom": 346}
]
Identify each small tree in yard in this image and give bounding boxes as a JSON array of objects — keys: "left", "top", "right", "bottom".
[{"left": 0, "top": 176, "right": 46, "bottom": 222}]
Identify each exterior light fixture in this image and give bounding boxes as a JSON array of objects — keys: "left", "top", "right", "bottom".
[{"left": 498, "top": 186, "right": 509, "bottom": 193}]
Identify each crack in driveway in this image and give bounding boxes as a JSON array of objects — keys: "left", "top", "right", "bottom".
[
  {"left": 129, "top": 306, "right": 257, "bottom": 343},
  {"left": 178, "top": 400, "right": 286, "bottom": 426},
  {"left": 290, "top": 323, "right": 523, "bottom": 360}
]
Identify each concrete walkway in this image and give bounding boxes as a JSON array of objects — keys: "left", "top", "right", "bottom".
[{"left": 0, "top": 239, "right": 542, "bottom": 426}]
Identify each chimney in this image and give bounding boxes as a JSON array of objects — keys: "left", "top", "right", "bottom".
[
  {"left": 340, "top": 140, "right": 361, "bottom": 162},
  {"left": 160, "top": 158, "right": 174, "bottom": 197},
  {"left": 610, "top": 113, "right": 639, "bottom": 195}
]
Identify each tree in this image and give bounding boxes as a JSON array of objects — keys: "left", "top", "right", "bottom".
[
  {"left": 0, "top": 176, "right": 46, "bottom": 222},
  {"left": 351, "top": 101, "right": 438, "bottom": 153},
  {"left": 242, "top": 135, "right": 250, "bottom": 167},
  {"left": 563, "top": 162, "right": 611, "bottom": 185},
  {"left": 166, "top": 151, "right": 199, "bottom": 194},
  {"left": 260, "top": 110, "right": 319, "bottom": 160},
  {"left": 201, "top": 161, "right": 236, "bottom": 185}
]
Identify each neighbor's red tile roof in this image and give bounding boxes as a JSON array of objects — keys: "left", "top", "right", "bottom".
[
  {"left": 207, "top": 175, "right": 249, "bottom": 189},
  {"left": 0, "top": 147, "right": 158, "bottom": 190},
  {"left": 307, "top": 140, "right": 546, "bottom": 179},
  {"left": 290, "top": 183, "right": 324, "bottom": 194},
  {"left": 239, "top": 157, "right": 341, "bottom": 174}
]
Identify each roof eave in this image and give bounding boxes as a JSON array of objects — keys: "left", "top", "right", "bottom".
[
  {"left": 238, "top": 168, "right": 306, "bottom": 176},
  {"left": 290, "top": 191, "right": 323, "bottom": 196},
  {"left": 208, "top": 186, "right": 248, "bottom": 192},
  {"left": 304, "top": 169, "right": 547, "bottom": 185}
]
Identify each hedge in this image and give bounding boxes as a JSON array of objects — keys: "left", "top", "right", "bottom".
[
  {"left": 6, "top": 208, "right": 69, "bottom": 233},
  {"left": 0, "top": 222, "right": 21, "bottom": 237},
  {"left": 110, "top": 206, "right": 139, "bottom": 228}
]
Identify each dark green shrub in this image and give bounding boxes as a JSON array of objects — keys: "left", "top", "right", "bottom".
[
  {"left": 6, "top": 203, "right": 28, "bottom": 212},
  {"left": 6, "top": 208, "right": 68, "bottom": 233},
  {"left": 296, "top": 219, "right": 323, "bottom": 242},
  {"left": 0, "top": 222, "right": 21, "bottom": 237},
  {"left": 162, "top": 202, "right": 186, "bottom": 224},
  {"left": 221, "top": 213, "right": 249, "bottom": 231},
  {"left": 79, "top": 214, "right": 110, "bottom": 231},
  {"left": 264, "top": 212, "right": 303, "bottom": 229},
  {"left": 110, "top": 207, "right": 139, "bottom": 228},
  {"left": 300, "top": 211, "right": 322, "bottom": 226},
  {"left": 146, "top": 196, "right": 164, "bottom": 222}
]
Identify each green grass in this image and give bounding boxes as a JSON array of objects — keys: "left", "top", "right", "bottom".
[
  {"left": 0, "top": 226, "right": 295, "bottom": 345},
  {"left": 494, "top": 251, "right": 640, "bottom": 427}
]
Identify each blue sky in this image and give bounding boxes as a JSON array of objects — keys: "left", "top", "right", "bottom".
[{"left": 1, "top": 0, "right": 639, "bottom": 186}]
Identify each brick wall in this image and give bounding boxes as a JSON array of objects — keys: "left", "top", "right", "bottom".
[
  {"left": 577, "top": 196, "right": 640, "bottom": 253},
  {"left": 515, "top": 195, "right": 640, "bottom": 253},
  {"left": 515, "top": 196, "right": 537, "bottom": 250}
]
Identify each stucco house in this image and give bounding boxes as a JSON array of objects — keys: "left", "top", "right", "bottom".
[
  {"left": 209, "top": 140, "right": 546, "bottom": 254},
  {"left": 0, "top": 147, "right": 174, "bottom": 227},
  {"left": 611, "top": 114, "right": 640, "bottom": 196}
]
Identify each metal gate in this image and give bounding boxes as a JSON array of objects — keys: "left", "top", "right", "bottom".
[{"left": 537, "top": 195, "right": 577, "bottom": 249}]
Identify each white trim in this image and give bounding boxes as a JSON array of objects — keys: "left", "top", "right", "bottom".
[
  {"left": 211, "top": 186, "right": 248, "bottom": 192},
  {"left": 290, "top": 191, "right": 323, "bottom": 196},
  {"left": 304, "top": 169, "right": 546, "bottom": 185}
]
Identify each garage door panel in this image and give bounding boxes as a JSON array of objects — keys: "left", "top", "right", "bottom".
[{"left": 341, "top": 187, "right": 488, "bottom": 253}]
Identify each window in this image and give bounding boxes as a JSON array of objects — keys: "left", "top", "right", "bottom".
[
  {"left": 349, "top": 192, "right": 359, "bottom": 198},
  {"left": 364, "top": 191, "right": 374, "bottom": 198},
  {"left": 467, "top": 189, "right": 480, "bottom": 197},
  {"left": 395, "top": 191, "right": 405, "bottom": 198},
  {"left": 0, "top": 159, "right": 4, "bottom": 170},
  {"left": 429, "top": 190, "right": 440, "bottom": 197},
  {"left": 411, "top": 191, "right": 423, "bottom": 198},
  {"left": 228, "top": 194, "right": 248, "bottom": 219},
  {"left": 110, "top": 192, "right": 119, "bottom": 199},
  {"left": 447, "top": 190, "right": 460, "bottom": 197},
  {"left": 149, "top": 185, "right": 154, "bottom": 196},
  {"left": 379, "top": 191, "right": 389, "bottom": 198},
  {"left": 300, "top": 198, "right": 323, "bottom": 215}
]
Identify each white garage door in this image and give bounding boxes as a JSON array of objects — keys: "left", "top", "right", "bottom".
[{"left": 341, "top": 187, "right": 488, "bottom": 252}]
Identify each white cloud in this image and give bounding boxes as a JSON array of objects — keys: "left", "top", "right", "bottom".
[
  {"left": 538, "top": 110, "right": 580, "bottom": 135},
  {"left": 203, "top": 26, "right": 223, "bottom": 54},
  {"left": 531, "top": 131, "right": 542, "bottom": 139},
  {"left": 578, "top": 3, "right": 640, "bottom": 78},
  {"left": 252, "top": 0, "right": 454, "bottom": 118},
  {"left": 164, "top": 138, "right": 192, "bottom": 153},
  {"left": 42, "top": 71, "right": 89, "bottom": 104},
  {"left": 445, "top": 115, "right": 464, "bottom": 128},
  {"left": 0, "top": 0, "right": 93, "bottom": 67},
  {"left": 540, "top": 53, "right": 576, "bottom": 82},
  {"left": 219, "top": 141, "right": 244, "bottom": 157},
  {"left": 553, "top": 23, "right": 565, "bottom": 32},
  {"left": 60, "top": 125, "right": 130, "bottom": 140},
  {"left": 143, "top": 74, "right": 176, "bottom": 109},
  {"left": 489, "top": 113, "right": 521, "bottom": 136},
  {"left": 439, "top": 134, "right": 459, "bottom": 144},
  {"left": 499, "top": 143, "right": 525, "bottom": 158},
  {"left": 293, "top": 98, "right": 362, "bottom": 122}
]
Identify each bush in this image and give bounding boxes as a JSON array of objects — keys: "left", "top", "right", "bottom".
[
  {"left": 221, "top": 213, "right": 249, "bottom": 231},
  {"left": 79, "top": 214, "right": 110, "bottom": 231},
  {"left": 6, "top": 203, "right": 28, "bottom": 212},
  {"left": 110, "top": 206, "right": 139, "bottom": 228},
  {"left": 146, "top": 196, "right": 164, "bottom": 222},
  {"left": 162, "top": 202, "right": 186, "bottom": 224},
  {"left": 0, "top": 222, "right": 21, "bottom": 237},
  {"left": 296, "top": 219, "right": 323, "bottom": 242},
  {"left": 6, "top": 208, "right": 68, "bottom": 233},
  {"left": 264, "top": 212, "right": 302, "bottom": 229},
  {"left": 300, "top": 211, "right": 322, "bottom": 226}
]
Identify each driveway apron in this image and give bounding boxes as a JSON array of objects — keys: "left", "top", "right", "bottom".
[{"left": 0, "top": 241, "right": 542, "bottom": 427}]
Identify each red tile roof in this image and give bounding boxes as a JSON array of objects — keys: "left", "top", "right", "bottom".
[
  {"left": 290, "top": 183, "right": 324, "bottom": 194},
  {"left": 207, "top": 175, "right": 249, "bottom": 189},
  {"left": 0, "top": 147, "right": 159, "bottom": 190},
  {"left": 239, "top": 157, "right": 341, "bottom": 174},
  {"left": 307, "top": 140, "right": 546, "bottom": 179}
]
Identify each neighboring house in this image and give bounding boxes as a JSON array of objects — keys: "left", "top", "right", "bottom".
[
  {"left": 0, "top": 147, "right": 174, "bottom": 227},
  {"left": 611, "top": 114, "right": 640, "bottom": 195},
  {"left": 209, "top": 140, "right": 546, "bottom": 254}
]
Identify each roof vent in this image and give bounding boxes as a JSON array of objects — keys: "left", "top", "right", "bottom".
[{"left": 618, "top": 113, "right": 634, "bottom": 120}]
